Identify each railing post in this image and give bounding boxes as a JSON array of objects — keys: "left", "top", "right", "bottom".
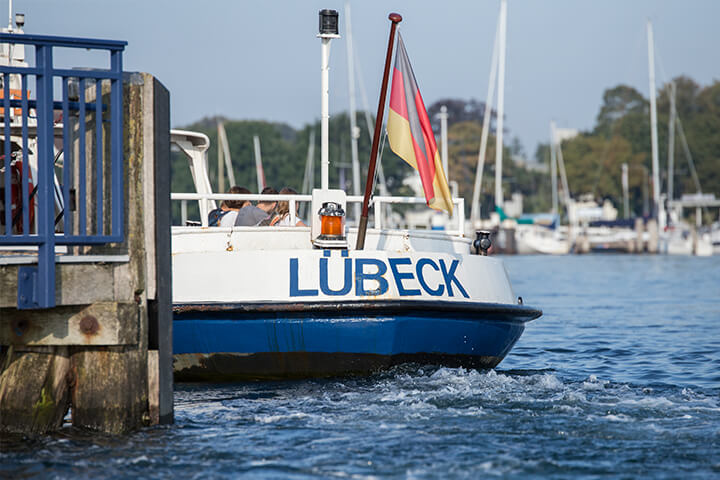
[
  {"left": 110, "top": 50, "right": 123, "bottom": 238},
  {"left": 25, "top": 44, "right": 56, "bottom": 308}
]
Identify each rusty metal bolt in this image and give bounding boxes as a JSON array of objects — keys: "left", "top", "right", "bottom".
[{"left": 79, "top": 315, "right": 99, "bottom": 335}]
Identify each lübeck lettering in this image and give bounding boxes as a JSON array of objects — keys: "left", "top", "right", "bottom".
[{"left": 289, "top": 256, "right": 469, "bottom": 298}]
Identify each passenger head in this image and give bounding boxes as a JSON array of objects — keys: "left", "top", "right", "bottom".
[
  {"left": 257, "top": 186, "right": 278, "bottom": 213},
  {"left": 275, "top": 187, "right": 298, "bottom": 218},
  {"left": 223, "top": 186, "right": 250, "bottom": 210}
]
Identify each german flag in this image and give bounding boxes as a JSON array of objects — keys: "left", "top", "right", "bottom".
[{"left": 387, "top": 33, "right": 453, "bottom": 214}]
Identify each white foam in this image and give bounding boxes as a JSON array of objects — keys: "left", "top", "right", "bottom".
[{"left": 253, "top": 412, "right": 309, "bottom": 424}]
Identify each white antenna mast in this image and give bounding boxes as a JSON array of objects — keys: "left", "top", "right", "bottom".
[{"left": 318, "top": 9, "right": 340, "bottom": 191}]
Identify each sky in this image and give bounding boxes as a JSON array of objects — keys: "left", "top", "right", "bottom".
[{"left": 14, "top": 0, "right": 720, "bottom": 160}]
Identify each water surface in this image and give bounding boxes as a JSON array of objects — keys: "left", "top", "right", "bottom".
[{"left": 3, "top": 255, "right": 719, "bottom": 478}]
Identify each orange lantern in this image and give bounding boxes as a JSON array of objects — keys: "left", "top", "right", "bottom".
[{"left": 319, "top": 202, "right": 345, "bottom": 237}]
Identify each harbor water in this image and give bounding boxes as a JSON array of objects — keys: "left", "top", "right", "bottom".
[{"left": 3, "top": 255, "right": 719, "bottom": 478}]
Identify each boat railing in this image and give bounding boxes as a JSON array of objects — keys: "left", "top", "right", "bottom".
[{"left": 171, "top": 193, "right": 466, "bottom": 237}]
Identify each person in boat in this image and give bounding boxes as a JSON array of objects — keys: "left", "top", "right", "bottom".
[
  {"left": 269, "top": 187, "right": 307, "bottom": 227},
  {"left": 208, "top": 186, "right": 249, "bottom": 227},
  {"left": 234, "top": 186, "right": 277, "bottom": 226}
]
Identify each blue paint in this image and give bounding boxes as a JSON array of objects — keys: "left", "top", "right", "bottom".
[
  {"left": 174, "top": 311, "right": 525, "bottom": 358},
  {"left": 416, "top": 258, "right": 445, "bottom": 296},
  {"left": 323, "top": 250, "right": 331, "bottom": 257},
  {"left": 355, "top": 258, "right": 389, "bottom": 296},
  {"left": 439, "top": 259, "right": 470, "bottom": 298},
  {"left": 388, "top": 258, "right": 421, "bottom": 296},
  {"left": 289, "top": 258, "right": 318, "bottom": 297},
  {"left": 319, "top": 257, "right": 352, "bottom": 296}
]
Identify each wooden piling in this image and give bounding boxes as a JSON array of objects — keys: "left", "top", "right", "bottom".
[{"left": 0, "top": 73, "right": 172, "bottom": 434}]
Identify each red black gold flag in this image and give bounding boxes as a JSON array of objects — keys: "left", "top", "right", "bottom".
[{"left": 387, "top": 33, "right": 453, "bottom": 214}]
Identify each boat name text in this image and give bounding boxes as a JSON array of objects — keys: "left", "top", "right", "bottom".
[{"left": 289, "top": 256, "right": 469, "bottom": 298}]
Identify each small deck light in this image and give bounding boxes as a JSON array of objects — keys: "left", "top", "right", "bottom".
[
  {"left": 15, "top": 13, "right": 25, "bottom": 28},
  {"left": 319, "top": 9, "right": 339, "bottom": 35},
  {"left": 319, "top": 201, "right": 345, "bottom": 237}
]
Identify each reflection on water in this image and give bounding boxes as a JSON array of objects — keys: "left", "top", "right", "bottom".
[{"left": 2, "top": 255, "right": 720, "bottom": 479}]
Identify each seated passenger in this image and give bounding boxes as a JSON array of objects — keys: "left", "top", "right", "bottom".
[
  {"left": 270, "top": 187, "right": 307, "bottom": 226},
  {"left": 234, "top": 186, "right": 278, "bottom": 226},
  {"left": 208, "top": 186, "right": 249, "bottom": 227}
]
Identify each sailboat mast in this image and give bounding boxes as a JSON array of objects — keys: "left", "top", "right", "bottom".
[
  {"left": 667, "top": 81, "right": 676, "bottom": 205},
  {"left": 253, "top": 135, "right": 266, "bottom": 192},
  {"left": 439, "top": 105, "right": 449, "bottom": 180},
  {"left": 647, "top": 20, "right": 661, "bottom": 223},
  {"left": 494, "top": 0, "right": 507, "bottom": 209},
  {"left": 550, "top": 121, "right": 558, "bottom": 216},
  {"left": 470, "top": 14, "right": 500, "bottom": 225},
  {"left": 344, "top": 2, "right": 361, "bottom": 220},
  {"left": 217, "top": 122, "right": 225, "bottom": 193}
]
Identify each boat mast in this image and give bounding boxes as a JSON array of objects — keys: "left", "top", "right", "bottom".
[
  {"left": 667, "top": 81, "right": 676, "bottom": 207},
  {"left": 494, "top": 0, "right": 507, "bottom": 210},
  {"left": 550, "top": 121, "right": 558, "bottom": 216},
  {"left": 470, "top": 13, "right": 500, "bottom": 225},
  {"left": 439, "top": 105, "right": 449, "bottom": 181},
  {"left": 319, "top": 10, "right": 340, "bottom": 191},
  {"left": 647, "top": 20, "right": 661, "bottom": 226},
  {"left": 344, "top": 2, "right": 361, "bottom": 220},
  {"left": 622, "top": 163, "right": 629, "bottom": 219},
  {"left": 252, "top": 135, "right": 265, "bottom": 192},
  {"left": 216, "top": 120, "right": 235, "bottom": 192},
  {"left": 217, "top": 122, "right": 224, "bottom": 193}
]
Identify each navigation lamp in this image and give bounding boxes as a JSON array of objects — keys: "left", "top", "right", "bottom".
[
  {"left": 319, "top": 201, "right": 345, "bottom": 236},
  {"left": 15, "top": 13, "right": 24, "bottom": 28},
  {"left": 319, "top": 9, "right": 339, "bottom": 35},
  {"left": 310, "top": 189, "right": 347, "bottom": 249}
]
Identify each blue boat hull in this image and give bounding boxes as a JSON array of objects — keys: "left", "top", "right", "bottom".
[{"left": 173, "top": 301, "right": 541, "bottom": 381}]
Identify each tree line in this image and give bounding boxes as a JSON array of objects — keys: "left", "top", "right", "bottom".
[{"left": 171, "top": 76, "right": 719, "bottom": 222}]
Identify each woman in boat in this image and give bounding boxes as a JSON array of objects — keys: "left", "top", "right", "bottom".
[{"left": 270, "top": 187, "right": 307, "bottom": 227}]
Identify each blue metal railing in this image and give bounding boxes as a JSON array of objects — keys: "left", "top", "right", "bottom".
[{"left": 0, "top": 33, "right": 126, "bottom": 309}]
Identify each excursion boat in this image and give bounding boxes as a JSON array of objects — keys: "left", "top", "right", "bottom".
[{"left": 170, "top": 11, "right": 541, "bottom": 381}]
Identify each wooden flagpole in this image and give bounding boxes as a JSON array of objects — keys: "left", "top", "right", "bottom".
[{"left": 355, "top": 12, "right": 402, "bottom": 250}]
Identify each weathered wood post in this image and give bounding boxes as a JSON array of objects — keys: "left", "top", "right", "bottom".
[{"left": 0, "top": 71, "right": 172, "bottom": 434}]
